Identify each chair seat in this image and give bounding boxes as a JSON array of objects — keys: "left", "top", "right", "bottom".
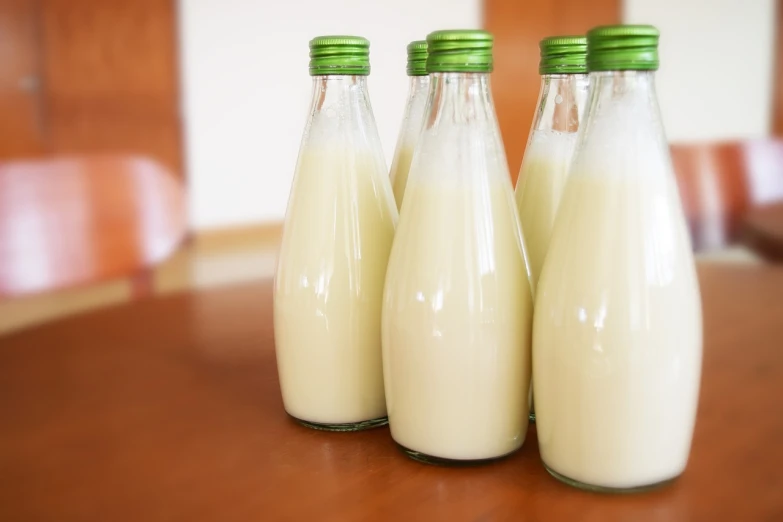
[{"left": 0, "top": 155, "right": 187, "bottom": 298}]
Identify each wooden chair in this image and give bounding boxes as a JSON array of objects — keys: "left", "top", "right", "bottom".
[
  {"left": 670, "top": 139, "right": 783, "bottom": 253},
  {"left": 0, "top": 155, "right": 187, "bottom": 299}
]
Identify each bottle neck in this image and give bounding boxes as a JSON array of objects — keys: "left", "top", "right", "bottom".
[
  {"left": 307, "top": 75, "right": 379, "bottom": 149},
  {"left": 574, "top": 70, "right": 670, "bottom": 179},
  {"left": 425, "top": 72, "right": 496, "bottom": 130},
  {"left": 417, "top": 72, "right": 509, "bottom": 184},
  {"left": 582, "top": 70, "right": 662, "bottom": 137},
  {"left": 396, "top": 75, "right": 431, "bottom": 144},
  {"left": 311, "top": 74, "right": 370, "bottom": 112},
  {"left": 532, "top": 74, "right": 589, "bottom": 133},
  {"left": 407, "top": 75, "right": 430, "bottom": 98}
]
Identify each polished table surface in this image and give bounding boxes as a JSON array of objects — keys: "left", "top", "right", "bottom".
[
  {"left": 1, "top": 265, "right": 782, "bottom": 521},
  {"left": 742, "top": 202, "right": 783, "bottom": 262}
]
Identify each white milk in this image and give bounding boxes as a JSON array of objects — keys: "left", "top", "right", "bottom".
[
  {"left": 390, "top": 146, "right": 415, "bottom": 210},
  {"left": 534, "top": 95, "right": 702, "bottom": 488},
  {"left": 515, "top": 130, "right": 577, "bottom": 288},
  {"left": 274, "top": 148, "right": 396, "bottom": 425},
  {"left": 383, "top": 178, "right": 533, "bottom": 460}
]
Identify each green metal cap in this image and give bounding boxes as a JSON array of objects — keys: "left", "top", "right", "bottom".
[
  {"left": 406, "top": 40, "right": 428, "bottom": 76},
  {"left": 539, "top": 35, "right": 587, "bottom": 75},
  {"left": 587, "top": 25, "right": 660, "bottom": 71},
  {"left": 426, "top": 30, "right": 493, "bottom": 73},
  {"left": 309, "top": 35, "right": 370, "bottom": 76}
]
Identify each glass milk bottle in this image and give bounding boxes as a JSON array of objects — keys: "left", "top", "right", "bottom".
[
  {"left": 534, "top": 25, "right": 702, "bottom": 491},
  {"left": 515, "top": 36, "right": 588, "bottom": 290},
  {"left": 516, "top": 36, "right": 589, "bottom": 423},
  {"left": 382, "top": 30, "right": 533, "bottom": 463},
  {"left": 274, "top": 36, "right": 397, "bottom": 431},
  {"left": 389, "top": 40, "right": 429, "bottom": 209}
]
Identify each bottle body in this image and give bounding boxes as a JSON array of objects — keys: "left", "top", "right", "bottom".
[
  {"left": 534, "top": 71, "right": 702, "bottom": 489},
  {"left": 382, "top": 72, "right": 533, "bottom": 461},
  {"left": 390, "top": 75, "right": 430, "bottom": 209},
  {"left": 274, "top": 76, "right": 397, "bottom": 428},
  {"left": 515, "top": 73, "right": 589, "bottom": 288}
]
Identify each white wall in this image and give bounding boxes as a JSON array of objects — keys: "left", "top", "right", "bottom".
[
  {"left": 624, "top": 0, "right": 776, "bottom": 142},
  {"left": 182, "top": 0, "right": 777, "bottom": 229},
  {"left": 180, "top": 0, "right": 481, "bottom": 230}
]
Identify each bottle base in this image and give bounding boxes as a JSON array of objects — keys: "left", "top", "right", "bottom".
[
  {"left": 291, "top": 415, "right": 388, "bottom": 432},
  {"left": 396, "top": 443, "right": 517, "bottom": 466},
  {"left": 544, "top": 463, "right": 679, "bottom": 493}
]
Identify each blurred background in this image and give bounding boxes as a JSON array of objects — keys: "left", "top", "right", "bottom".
[{"left": 0, "top": 0, "right": 781, "bottom": 334}]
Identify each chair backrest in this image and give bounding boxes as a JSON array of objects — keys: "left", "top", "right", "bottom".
[
  {"left": 0, "top": 155, "right": 186, "bottom": 298},
  {"left": 670, "top": 139, "right": 783, "bottom": 251}
]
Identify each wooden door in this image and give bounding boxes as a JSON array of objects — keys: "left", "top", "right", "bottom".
[
  {"left": 0, "top": 0, "right": 45, "bottom": 158},
  {"left": 39, "top": 0, "right": 183, "bottom": 177},
  {"left": 773, "top": 0, "right": 783, "bottom": 136},
  {"left": 485, "top": 0, "right": 620, "bottom": 185}
]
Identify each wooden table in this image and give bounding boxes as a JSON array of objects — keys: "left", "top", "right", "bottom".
[
  {"left": 742, "top": 202, "right": 783, "bottom": 262},
  {"left": 1, "top": 265, "right": 782, "bottom": 521}
]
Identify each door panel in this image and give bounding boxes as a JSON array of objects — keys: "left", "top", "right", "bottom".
[
  {"left": 0, "top": 0, "right": 45, "bottom": 158},
  {"left": 39, "top": 0, "right": 183, "bottom": 176},
  {"left": 773, "top": 0, "right": 782, "bottom": 136},
  {"left": 47, "top": 102, "right": 182, "bottom": 172}
]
